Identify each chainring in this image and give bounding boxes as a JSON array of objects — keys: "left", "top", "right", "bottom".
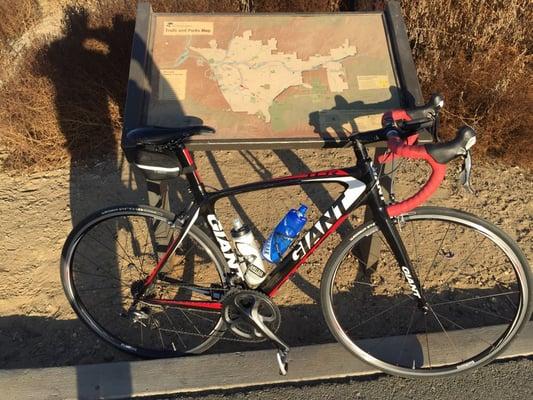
[{"left": 222, "top": 289, "right": 281, "bottom": 341}]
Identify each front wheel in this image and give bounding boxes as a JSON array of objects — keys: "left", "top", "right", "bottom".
[
  {"left": 61, "top": 205, "right": 229, "bottom": 358},
  {"left": 320, "top": 207, "right": 532, "bottom": 377}
]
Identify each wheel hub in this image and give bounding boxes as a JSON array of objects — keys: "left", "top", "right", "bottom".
[{"left": 130, "top": 279, "right": 146, "bottom": 298}]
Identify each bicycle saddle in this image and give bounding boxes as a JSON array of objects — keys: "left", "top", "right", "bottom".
[{"left": 123, "top": 125, "right": 215, "bottom": 148}]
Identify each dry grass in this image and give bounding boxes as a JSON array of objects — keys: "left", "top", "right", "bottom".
[
  {"left": 401, "top": 0, "right": 532, "bottom": 166},
  {"left": 253, "top": 0, "right": 341, "bottom": 12},
  {"left": 349, "top": 0, "right": 532, "bottom": 166},
  {"left": 0, "top": 0, "right": 242, "bottom": 171},
  {"left": 0, "top": 0, "right": 41, "bottom": 52},
  {"left": 0, "top": 0, "right": 531, "bottom": 172}
]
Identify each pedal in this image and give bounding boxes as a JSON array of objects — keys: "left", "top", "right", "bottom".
[
  {"left": 229, "top": 290, "right": 291, "bottom": 375},
  {"left": 244, "top": 299, "right": 291, "bottom": 375},
  {"left": 276, "top": 348, "right": 289, "bottom": 375}
]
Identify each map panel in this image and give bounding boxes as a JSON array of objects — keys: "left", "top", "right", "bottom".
[{"left": 146, "top": 13, "right": 402, "bottom": 144}]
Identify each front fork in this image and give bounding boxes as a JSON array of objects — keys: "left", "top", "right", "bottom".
[{"left": 366, "top": 173, "right": 429, "bottom": 312}]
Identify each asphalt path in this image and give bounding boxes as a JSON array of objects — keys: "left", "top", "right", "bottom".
[{"left": 164, "top": 357, "right": 532, "bottom": 400}]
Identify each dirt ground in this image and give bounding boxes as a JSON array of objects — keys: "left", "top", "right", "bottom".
[{"left": 0, "top": 148, "right": 531, "bottom": 369}]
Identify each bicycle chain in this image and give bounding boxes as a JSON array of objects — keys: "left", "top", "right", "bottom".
[{"left": 137, "top": 290, "right": 261, "bottom": 344}]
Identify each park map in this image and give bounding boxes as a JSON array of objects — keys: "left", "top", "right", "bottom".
[{"left": 147, "top": 14, "right": 400, "bottom": 142}]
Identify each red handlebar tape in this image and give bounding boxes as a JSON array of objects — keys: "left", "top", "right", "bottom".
[{"left": 377, "top": 110, "right": 447, "bottom": 217}]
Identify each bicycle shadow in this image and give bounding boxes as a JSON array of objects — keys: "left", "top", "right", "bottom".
[
  {"left": 1, "top": 284, "right": 521, "bottom": 369},
  {"left": 307, "top": 87, "right": 405, "bottom": 140}
]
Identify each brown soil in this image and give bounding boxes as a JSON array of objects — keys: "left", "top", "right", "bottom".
[{"left": 0, "top": 148, "right": 531, "bottom": 369}]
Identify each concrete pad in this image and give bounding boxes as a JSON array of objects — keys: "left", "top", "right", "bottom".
[{"left": 1, "top": 322, "right": 531, "bottom": 400}]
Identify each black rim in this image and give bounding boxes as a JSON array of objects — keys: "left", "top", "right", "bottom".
[
  {"left": 325, "top": 209, "right": 529, "bottom": 375},
  {"left": 63, "top": 210, "right": 226, "bottom": 357}
]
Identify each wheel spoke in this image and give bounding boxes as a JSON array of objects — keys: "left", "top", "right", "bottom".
[
  {"left": 179, "top": 308, "right": 203, "bottom": 335},
  {"left": 455, "top": 302, "right": 514, "bottom": 323},
  {"left": 73, "top": 265, "right": 123, "bottom": 284},
  {"left": 395, "top": 305, "right": 417, "bottom": 366},
  {"left": 431, "top": 309, "right": 496, "bottom": 348},
  {"left": 345, "top": 297, "right": 412, "bottom": 333},
  {"left": 85, "top": 231, "right": 137, "bottom": 272},
  {"left": 421, "top": 222, "right": 452, "bottom": 285},
  {"left": 65, "top": 212, "right": 225, "bottom": 356},
  {"left": 428, "top": 306, "right": 463, "bottom": 363},
  {"left": 326, "top": 210, "right": 528, "bottom": 375},
  {"left": 426, "top": 237, "right": 487, "bottom": 301},
  {"left": 101, "top": 222, "right": 143, "bottom": 273},
  {"left": 430, "top": 291, "right": 519, "bottom": 307},
  {"left": 424, "top": 313, "right": 432, "bottom": 369},
  {"left": 138, "top": 216, "right": 157, "bottom": 273}
]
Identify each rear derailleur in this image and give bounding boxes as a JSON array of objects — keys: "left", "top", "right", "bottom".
[{"left": 222, "top": 289, "right": 290, "bottom": 375}]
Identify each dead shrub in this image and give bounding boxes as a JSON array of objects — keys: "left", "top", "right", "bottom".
[
  {"left": 400, "top": 0, "right": 532, "bottom": 168},
  {"left": 0, "top": 60, "right": 63, "bottom": 169},
  {"left": 0, "top": 0, "right": 41, "bottom": 51},
  {"left": 348, "top": 0, "right": 532, "bottom": 168},
  {"left": 0, "top": 0, "right": 531, "bottom": 171},
  {"left": 0, "top": 0, "right": 242, "bottom": 171},
  {"left": 253, "top": 0, "right": 341, "bottom": 12}
]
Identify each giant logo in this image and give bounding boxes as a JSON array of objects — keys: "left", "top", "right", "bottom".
[
  {"left": 401, "top": 266, "right": 422, "bottom": 298},
  {"left": 290, "top": 176, "right": 365, "bottom": 262},
  {"left": 206, "top": 214, "right": 241, "bottom": 272},
  {"left": 291, "top": 201, "right": 346, "bottom": 261}
]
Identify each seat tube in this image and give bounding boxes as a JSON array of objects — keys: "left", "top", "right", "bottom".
[{"left": 177, "top": 145, "right": 207, "bottom": 202}]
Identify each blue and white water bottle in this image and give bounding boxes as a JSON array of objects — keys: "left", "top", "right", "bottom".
[{"left": 262, "top": 204, "right": 308, "bottom": 263}]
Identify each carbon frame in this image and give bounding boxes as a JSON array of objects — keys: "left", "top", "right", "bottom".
[{"left": 143, "top": 142, "right": 425, "bottom": 309}]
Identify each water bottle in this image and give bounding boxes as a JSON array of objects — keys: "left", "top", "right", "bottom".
[
  {"left": 231, "top": 218, "right": 267, "bottom": 288},
  {"left": 262, "top": 204, "right": 308, "bottom": 263}
]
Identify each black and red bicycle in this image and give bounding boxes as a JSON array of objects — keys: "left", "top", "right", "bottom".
[{"left": 61, "top": 95, "right": 531, "bottom": 377}]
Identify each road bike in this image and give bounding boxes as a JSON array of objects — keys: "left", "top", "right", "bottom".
[{"left": 60, "top": 95, "right": 532, "bottom": 377}]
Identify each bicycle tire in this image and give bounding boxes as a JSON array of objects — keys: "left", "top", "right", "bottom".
[
  {"left": 61, "top": 205, "right": 228, "bottom": 358},
  {"left": 320, "top": 206, "right": 532, "bottom": 377}
]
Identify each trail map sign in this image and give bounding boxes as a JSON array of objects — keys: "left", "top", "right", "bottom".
[{"left": 124, "top": 1, "right": 426, "bottom": 149}]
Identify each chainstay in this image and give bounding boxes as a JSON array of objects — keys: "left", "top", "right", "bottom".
[{"left": 138, "top": 299, "right": 260, "bottom": 344}]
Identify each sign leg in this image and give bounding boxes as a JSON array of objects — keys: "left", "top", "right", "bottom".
[{"left": 146, "top": 179, "right": 169, "bottom": 210}]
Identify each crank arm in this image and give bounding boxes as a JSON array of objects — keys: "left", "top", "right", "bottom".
[{"left": 235, "top": 298, "right": 290, "bottom": 375}]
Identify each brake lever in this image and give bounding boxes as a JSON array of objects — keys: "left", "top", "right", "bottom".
[
  {"left": 432, "top": 113, "right": 442, "bottom": 142},
  {"left": 458, "top": 150, "right": 475, "bottom": 194}
]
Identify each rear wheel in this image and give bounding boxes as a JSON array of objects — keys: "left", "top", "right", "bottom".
[
  {"left": 321, "top": 207, "right": 532, "bottom": 377},
  {"left": 61, "top": 205, "right": 228, "bottom": 357}
]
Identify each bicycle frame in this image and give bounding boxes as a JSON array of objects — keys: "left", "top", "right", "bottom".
[{"left": 143, "top": 141, "right": 426, "bottom": 310}]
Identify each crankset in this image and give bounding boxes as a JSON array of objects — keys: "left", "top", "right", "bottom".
[{"left": 222, "top": 290, "right": 289, "bottom": 375}]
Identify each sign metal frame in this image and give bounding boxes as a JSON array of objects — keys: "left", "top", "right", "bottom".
[{"left": 123, "top": 1, "right": 429, "bottom": 150}]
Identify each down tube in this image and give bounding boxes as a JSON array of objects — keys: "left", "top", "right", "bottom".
[{"left": 260, "top": 176, "right": 367, "bottom": 296}]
